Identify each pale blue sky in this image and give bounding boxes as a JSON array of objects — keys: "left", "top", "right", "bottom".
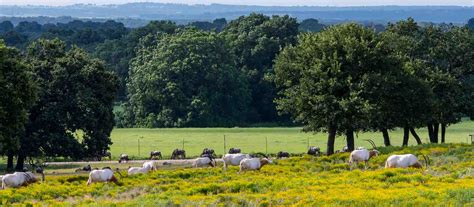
[{"left": 1, "top": 0, "right": 473, "bottom": 6}]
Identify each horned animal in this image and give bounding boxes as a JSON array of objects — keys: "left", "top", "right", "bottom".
[
  {"left": 385, "top": 154, "right": 429, "bottom": 169},
  {"left": 149, "top": 151, "right": 163, "bottom": 160},
  {"left": 171, "top": 149, "right": 186, "bottom": 159}
]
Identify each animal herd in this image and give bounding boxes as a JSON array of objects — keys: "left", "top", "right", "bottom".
[{"left": 1, "top": 140, "right": 430, "bottom": 189}]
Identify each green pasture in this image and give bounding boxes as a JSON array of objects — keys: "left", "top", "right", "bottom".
[{"left": 109, "top": 119, "right": 474, "bottom": 159}]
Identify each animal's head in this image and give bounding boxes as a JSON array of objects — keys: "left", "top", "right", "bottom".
[
  {"left": 412, "top": 161, "right": 423, "bottom": 168},
  {"left": 260, "top": 158, "right": 272, "bottom": 166},
  {"left": 369, "top": 150, "right": 380, "bottom": 158}
]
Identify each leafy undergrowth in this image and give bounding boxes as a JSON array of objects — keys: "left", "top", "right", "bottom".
[{"left": 1, "top": 144, "right": 473, "bottom": 206}]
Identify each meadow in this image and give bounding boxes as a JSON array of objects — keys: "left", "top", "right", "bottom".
[
  {"left": 0, "top": 143, "right": 472, "bottom": 206},
  {"left": 109, "top": 119, "right": 474, "bottom": 159}
]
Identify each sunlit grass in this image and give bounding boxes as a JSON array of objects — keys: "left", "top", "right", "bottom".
[{"left": 1, "top": 144, "right": 472, "bottom": 206}]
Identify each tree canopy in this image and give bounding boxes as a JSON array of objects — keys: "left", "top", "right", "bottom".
[
  {"left": 14, "top": 38, "right": 118, "bottom": 169},
  {"left": 121, "top": 29, "right": 250, "bottom": 127}
]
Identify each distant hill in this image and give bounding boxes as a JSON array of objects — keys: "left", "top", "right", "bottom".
[{"left": 0, "top": 3, "right": 472, "bottom": 24}]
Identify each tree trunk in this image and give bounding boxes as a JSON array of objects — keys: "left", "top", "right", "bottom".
[
  {"left": 427, "top": 123, "right": 435, "bottom": 143},
  {"left": 402, "top": 127, "right": 410, "bottom": 147},
  {"left": 433, "top": 123, "right": 439, "bottom": 143},
  {"left": 441, "top": 123, "right": 446, "bottom": 143},
  {"left": 382, "top": 128, "right": 391, "bottom": 146},
  {"left": 345, "top": 129, "right": 355, "bottom": 151},
  {"left": 326, "top": 125, "right": 337, "bottom": 155},
  {"left": 7, "top": 150, "right": 14, "bottom": 171},
  {"left": 409, "top": 128, "right": 422, "bottom": 145},
  {"left": 15, "top": 154, "right": 25, "bottom": 171}
]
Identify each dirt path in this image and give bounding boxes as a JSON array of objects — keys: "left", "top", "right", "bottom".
[{"left": 45, "top": 159, "right": 223, "bottom": 166}]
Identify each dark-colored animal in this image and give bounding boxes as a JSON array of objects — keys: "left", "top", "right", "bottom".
[
  {"left": 75, "top": 165, "right": 92, "bottom": 172},
  {"left": 307, "top": 146, "right": 321, "bottom": 156},
  {"left": 149, "top": 151, "right": 163, "bottom": 160},
  {"left": 118, "top": 154, "right": 129, "bottom": 163},
  {"left": 277, "top": 151, "right": 290, "bottom": 159},
  {"left": 201, "top": 148, "right": 216, "bottom": 157},
  {"left": 228, "top": 148, "right": 241, "bottom": 154},
  {"left": 171, "top": 149, "right": 186, "bottom": 159}
]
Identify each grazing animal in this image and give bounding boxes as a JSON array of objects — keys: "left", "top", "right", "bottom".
[
  {"left": 1, "top": 171, "right": 43, "bottom": 189},
  {"left": 171, "top": 149, "right": 186, "bottom": 159},
  {"left": 87, "top": 167, "right": 120, "bottom": 185},
  {"left": 307, "top": 146, "right": 321, "bottom": 156},
  {"left": 239, "top": 157, "right": 272, "bottom": 173},
  {"left": 277, "top": 151, "right": 290, "bottom": 159},
  {"left": 201, "top": 148, "right": 216, "bottom": 157},
  {"left": 342, "top": 146, "right": 350, "bottom": 152},
  {"left": 142, "top": 161, "right": 157, "bottom": 171},
  {"left": 385, "top": 154, "right": 429, "bottom": 169},
  {"left": 118, "top": 154, "right": 129, "bottom": 163},
  {"left": 149, "top": 151, "right": 163, "bottom": 160},
  {"left": 75, "top": 165, "right": 92, "bottom": 172},
  {"left": 228, "top": 148, "right": 241, "bottom": 154},
  {"left": 193, "top": 156, "right": 216, "bottom": 168},
  {"left": 222, "top": 153, "right": 251, "bottom": 170},
  {"left": 128, "top": 165, "right": 152, "bottom": 175},
  {"left": 348, "top": 149, "right": 379, "bottom": 170}
]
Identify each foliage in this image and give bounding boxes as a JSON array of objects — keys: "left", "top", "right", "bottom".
[
  {"left": 122, "top": 29, "right": 250, "bottom": 127},
  {"left": 298, "top": 18, "right": 325, "bottom": 32},
  {"left": 274, "top": 23, "right": 396, "bottom": 153},
  {"left": 94, "top": 20, "right": 178, "bottom": 100},
  {"left": 0, "top": 41, "right": 37, "bottom": 162},
  {"left": 15, "top": 38, "right": 118, "bottom": 168},
  {"left": 222, "top": 13, "right": 299, "bottom": 123},
  {"left": 0, "top": 144, "right": 472, "bottom": 206}
]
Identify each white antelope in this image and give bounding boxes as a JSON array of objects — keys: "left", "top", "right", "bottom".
[
  {"left": 349, "top": 149, "right": 379, "bottom": 170},
  {"left": 128, "top": 165, "right": 152, "bottom": 175},
  {"left": 142, "top": 161, "right": 157, "bottom": 171},
  {"left": 222, "top": 153, "right": 251, "bottom": 170},
  {"left": 87, "top": 167, "right": 121, "bottom": 185},
  {"left": 1, "top": 171, "right": 44, "bottom": 189},
  {"left": 239, "top": 157, "right": 272, "bottom": 173},
  {"left": 385, "top": 154, "right": 428, "bottom": 169},
  {"left": 193, "top": 157, "right": 216, "bottom": 168}
]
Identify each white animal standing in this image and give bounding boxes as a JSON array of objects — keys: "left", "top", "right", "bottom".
[
  {"left": 192, "top": 157, "right": 215, "bottom": 168},
  {"left": 1, "top": 172, "right": 43, "bottom": 189},
  {"left": 222, "top": 153, "right": 251, "bottom": 170},
  {"left": 348, "top": 149, "right": 379, "bottom": 170},
  {"left": 385, "top": 154, "right": 425, "bottom": 168},
  {"left": 239, "top": 157, "right": 272, "bottom": 173},
  {"left": 87, "top": 167, "right": 120, "bottom": 185}
]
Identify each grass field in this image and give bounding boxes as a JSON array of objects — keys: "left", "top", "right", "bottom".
[
  {"left": 109, "top": 119, "right": 474, "bottom": 159},
  {"left": 0, "top": 143, "right": 472, "bottom": 206}
]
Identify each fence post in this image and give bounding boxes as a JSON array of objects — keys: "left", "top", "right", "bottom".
[
  {"left": 224, "top": 135, "right": 226, "bottom": 154},
  {"left": 266, "top": 137, "right": 268, "bottom": 154},
  {"left": 307, "top": 137, "right": 309, "bottom": 149}
]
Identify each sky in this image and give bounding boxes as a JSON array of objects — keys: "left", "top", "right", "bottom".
[{"left": 1, "top": 0, "right": 473, "bottom": 6}]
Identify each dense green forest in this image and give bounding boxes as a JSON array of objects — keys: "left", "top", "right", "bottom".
[{"left": 0, "top": 14, "right": 473, "bottom": 169}]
